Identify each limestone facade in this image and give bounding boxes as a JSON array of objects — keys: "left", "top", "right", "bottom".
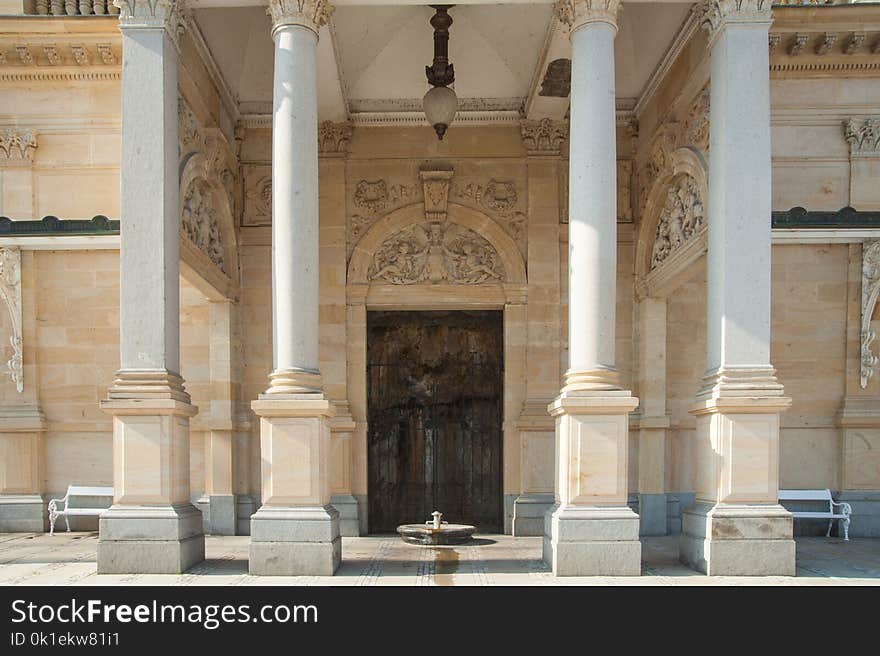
[{"left": 1, "top": 2, "right": 879, "bottom": 574}]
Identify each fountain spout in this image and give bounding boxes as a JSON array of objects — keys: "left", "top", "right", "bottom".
[{"left": 429, "top": 511, "right": 443, "bottom": 530}]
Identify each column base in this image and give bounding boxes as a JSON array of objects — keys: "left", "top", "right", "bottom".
[
  {"left": 680, "top": 502, "right": 795, "bottom": 576},
  {"left": 638, "top": 493, "right": 667, "bottom": 536},
  {"left": 0, "top": 494, "right": 46, "bottom": 532},
  {"left": 543, "top": 505, "right": 642, "bottom": 576},
  {"left": 512, "top": 493, "right": 554, "bottom": 536},
  {"left": 331, "top": 494, "right": 365, "bottom": 537},
  {"left": 236, "top": 495, "right": 258, "bottom": 536},
  {"left": 196, "top": 494, "right": 238, "bottom": 536},
  {"left": 249, "top": 505, "right": 341, "bottom": 576},
  {"left": 97, "top": 504, "right": 205, "bottom": 574}
]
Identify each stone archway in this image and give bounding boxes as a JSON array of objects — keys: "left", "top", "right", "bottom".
[{"left": 345, "top": 201, "right": 528, "bottom": 535}]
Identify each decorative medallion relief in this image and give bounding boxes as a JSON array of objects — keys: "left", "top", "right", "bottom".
[
  {"left": 182, "top": 180, "right": 226, "bottom": 273},
  {"left": 0, "top": 129, "right": 37, "bottom": 165},
  {"left": 242, "top": 165, "right": 272, "bottom": 227},
  {"left": 0, "top": 247, "right": 23, "bottom": 393},
  {"left": 450, "top": 177, "right": 526, "bottom": 247},
  {"left": 650, "top": 175, "right": 705, "bottom": 270},
  {"left": 861, "top": 239, "right": 880, "bottom": 388},
  {"left": 348, "top": 178, "right": 421, "bottom": 246},
  {"left": 845, "top": 117, "right": 880, "bottom": 158},
  {"left": 368, "top": 222, "right": 505, "bottom": 285}
]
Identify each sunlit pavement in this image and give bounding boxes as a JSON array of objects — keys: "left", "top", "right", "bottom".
[{"left": 0, "top": 533, "right": 878, "bottom": 586}]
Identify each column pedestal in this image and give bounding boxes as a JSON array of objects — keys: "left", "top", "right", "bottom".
[
  {"left": 98, "top": 396, "right": 204, "bottom": 574},
  {"left": 249, "top": 397, "right": 340, "bottom": 576},
  {"left": 681, "top": 392, "right": 794, "bottom": 576},
  {"left": 0, "top": 406, "right": 46, "bottom": 532},
  {"left": 543, "top": 392, "right": 641, "bottom": 576}
]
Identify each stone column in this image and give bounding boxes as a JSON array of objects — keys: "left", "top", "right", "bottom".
[
  {"left": 636, "top": 296, "right": 669, "bottom": 536},
  {"left": 202, "top": 299, "right": 237, "bottom": 535},
  {"left": 680, "top": 0, "right": 794, "bottom": 576},
  {"left": 98, "top": 0, "right": 204, "bottom": 574},
  {"left": 249, "top": 0, "right": 339, "bottom": 576},
  {"left": 544, "top": 0, "right": 641, "bottom": 576}
]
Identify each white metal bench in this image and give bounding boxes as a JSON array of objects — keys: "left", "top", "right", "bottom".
[
  {"left": 47, "top": 486, "right": 114, "bottom": 536},
  {"left": 779, "top": 489, "right": 852, "bottom": 541}
]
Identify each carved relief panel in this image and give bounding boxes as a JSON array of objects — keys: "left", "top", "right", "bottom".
[
  {"left": 242, "top": 164, "right": 272, "bottom": 227},
  {"left": 650, "top": 174, "right": 705, "bottom": 270}
]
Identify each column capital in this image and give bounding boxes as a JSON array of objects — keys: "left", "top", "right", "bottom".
[
  {"left": 268, "top": 0, "right": 334, "bottom": 37},
  {"left": 700, "top": 0, "right": 772, "bottom": 42},
  {"left": 113, "top": 0, "right": 186, "bottom": 47},
  {"left": 553, "top": 0, "right": 621, "bottom": 34}
]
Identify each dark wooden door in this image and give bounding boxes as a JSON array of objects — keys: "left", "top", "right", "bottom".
[{"left": 367, "top": 310, "right": 503, "bottom": 534}]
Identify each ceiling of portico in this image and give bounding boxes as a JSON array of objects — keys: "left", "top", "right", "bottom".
[{"left": 192, "top": 2, "right": 695, "bottom": 123}]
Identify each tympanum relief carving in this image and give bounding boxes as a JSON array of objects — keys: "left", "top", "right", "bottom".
[
  {"left": 650, "top": 175, "right": 705, "bottom": 270},
  {"left": 182, "top": 180, "right": 226, "bottom": 273},
  {"left": 368, "top": 222, "right": 505, "bottom": 285}
]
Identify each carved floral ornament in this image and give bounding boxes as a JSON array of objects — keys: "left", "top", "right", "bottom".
[
  {"left": 0, "top": 247, "right": 23, "bottom": 393},
  {"left": 861, "top": 240, "right": 880, "bottom": 388},
  {"left": 267, "top": 0, "right": 334, "bottom": 33},
  {"left": 368, "top": 222, "right": 505, "bottom": 285},
  {"left": 650, "top": 174, "right": 705, "bottom": 270}
]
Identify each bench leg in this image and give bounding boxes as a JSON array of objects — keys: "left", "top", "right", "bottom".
[
  {"left": 49, "top": 514, "right": 55, "bottom": 537},
  {"left": 842, "top": 518, "right": 850, "bottom": 541},
  {"left": 65, "top": 516, "right": 70, "bottom": 533},
  {"left": 826, "top": 519, "right": 832, "bottom": 537}
]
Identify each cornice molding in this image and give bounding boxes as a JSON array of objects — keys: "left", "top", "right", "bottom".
[
  {"left": 0, "top": 215, "right": 119, "bottom": 235},
  {"left": 771, "top": 206, "right": 880, "bottom": 229}
]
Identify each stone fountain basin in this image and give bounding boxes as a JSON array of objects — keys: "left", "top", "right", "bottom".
[{"left": 397, "top": 523, "right": 476, "bottom": 545}]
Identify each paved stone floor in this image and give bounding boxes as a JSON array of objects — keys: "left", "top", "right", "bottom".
[{"left": 0, "top": 532, "right": 878, "bottom": 585}]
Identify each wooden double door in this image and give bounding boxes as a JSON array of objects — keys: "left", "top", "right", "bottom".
[{"left": 367, "top": 310, "right": 503, "bottom": 534}]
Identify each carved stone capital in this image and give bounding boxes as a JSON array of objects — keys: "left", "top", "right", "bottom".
[
  {"left": 113, "top": 0, "right": 186, "bottom": 48},
  {"left": 553, "top": 0, "right": 621, "bottom": 33},
  {"left": 520, "top": 118, "right": 568, "bottom": 156},
  {"left": 318, "top": 120, "right": 352, "bottom": 157},
  {"left": 700, "top": 0, "right": 772, "bottom": 43},
  {"left": 0, "top": 129, "right": 37, "bottom": 166},
  {"left": 268, "top": 0, "right": 334, "bottom": 36},
  {"left": 845, "top": 117, "right": 880, "bottom": 158}
]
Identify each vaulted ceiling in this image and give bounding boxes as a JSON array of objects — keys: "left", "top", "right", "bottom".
[{"left": 192, "top": 2, "right": 694, "bottom": 124}]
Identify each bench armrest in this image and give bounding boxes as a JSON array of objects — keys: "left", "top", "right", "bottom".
[
  {"left": 831, "top": 501, "right": 852, "bottom": 517},
  {"left": 47, "top": 494, "right": 68, "bottom": 514}
]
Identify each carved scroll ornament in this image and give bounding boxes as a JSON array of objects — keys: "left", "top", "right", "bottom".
[
  {"left": 650, "top": 175, "right": 705, "bottom": 270},
  {"left": 0, "top": 247, "right": 23, "bottom": 393},
  {"left": 368, "top": 222, "right": 505, "bottom": 285},
  {"left": 861, "top": 240, "right": 880, "bottom": 388}
]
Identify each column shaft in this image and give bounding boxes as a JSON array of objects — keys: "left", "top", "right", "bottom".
[
  {"left": 250, "top": 1, "right": 340, "bottom": 576},
  {"left": 681, "top": 2, "right": 794, "bottom": 576},
  {"left": 544, "top": 1, "right": 641, "bottom": 577},
  {"left": 269, "top": 24, "right": 321, "bottom": 393},
  {"left": 98, "top": 1, "right": 204, "bottom": 575}
]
